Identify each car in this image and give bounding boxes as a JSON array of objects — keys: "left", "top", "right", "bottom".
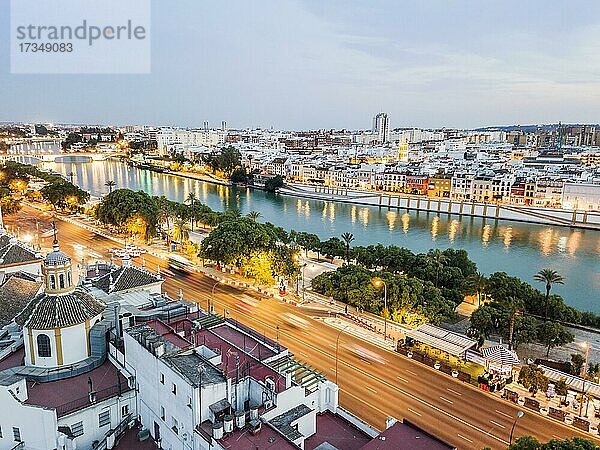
[
  {"left": 348, "top": 344, "right": 386, "bottom": 364},
  {"left": 282, "top": 313, "right": 309, "bottom": 329}
]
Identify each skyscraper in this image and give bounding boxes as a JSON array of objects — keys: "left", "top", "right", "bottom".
[{"left": 372, "top": 112, "right": 389, "bottom": 143}]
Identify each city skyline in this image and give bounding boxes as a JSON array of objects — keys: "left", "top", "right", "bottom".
[{"left": 3, "top": 0, "right": 600, "bottom": 129}]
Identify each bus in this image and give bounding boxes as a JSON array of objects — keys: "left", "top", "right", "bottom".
[{"left": 168, "top": 254, "right": 194, "bottom": 274}]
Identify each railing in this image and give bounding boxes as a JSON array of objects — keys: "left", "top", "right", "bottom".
[
  {"left": 10, "top": 442, "right": 25, "bottom": 450},
  {"left": 56, "top": 384, "right": 131, "bottom": 417},
  {"left": 92, "top": 414, "right": 133, "bottom": 450}
]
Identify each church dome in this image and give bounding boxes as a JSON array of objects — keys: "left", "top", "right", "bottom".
[
  {"left": 15, "top": 289, "right": 104, "bottom": 329},
  {"left": 45, "top": 241, "right": 71, "bottom": 267}
]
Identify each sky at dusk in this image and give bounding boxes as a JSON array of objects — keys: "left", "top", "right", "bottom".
[{"left": 2, "top": 0, "right": 600, "bottom": 130}]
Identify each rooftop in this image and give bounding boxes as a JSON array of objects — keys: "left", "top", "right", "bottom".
[
  {"left": 24, "top": 359, "right": 132, "bottom": 417},
  {"left": 15, "top": 288, "right": 105, "bottom": 329},
  {"left": 113, "top": 425, "right": 159, "bottom": 450},
  {"left": 0, "top": 238, "right": 42, "bottom": 267},
  {"left": 304, "top": 411, "right": 372, "bottom": 450},
  {"left": 193, "top": 325, "right": 286, "bottom": 393},
  {"left": 218, "top": 421, "right": 298, "bottom": 450},
  {"left": 269, "top": 404, "right": 313, "bottom": 441},
  {"left": 359, "top": 420, "right": 456, "bottom": 450},
  {"left": 0, "top": 273, "right": 42, "bottom": 327},
  {"left": 92, "top": 263, "right": 162, "bottom": 294}
]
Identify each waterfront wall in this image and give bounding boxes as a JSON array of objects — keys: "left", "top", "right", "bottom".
[{"left": 280, "top": 184, "right": 600, "bottom": 230}]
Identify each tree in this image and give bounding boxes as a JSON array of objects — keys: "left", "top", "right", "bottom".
[
  {"left": 534, "top": 269, "right": 565, "bottom": 321},
  {"left": 510, "top": 436, "right": 598, "bottom": 450},
  {"left": 320, "top": 237, "right": 345, "bottom": 263},
  {"left": 504, "top": 296, "right": 524, "bottom": 350},
  {"left": 200, "top": 217, "right": 277, "bottom": 267},
  {"left": 467, "top": 305, "right": 496, "bottom": 347},
  {"left": 96, "top": 189, "right": 159, "bottom": 237},
  {"left": 186, "top": 192, "right": 197, "bottom": 231},
  {"left": 294, "top": 232, "right": 321, "bottom": 258},
  {"left": 518, "top": 364, "right": 549, "bottom": 397},
  {"left": 230, "top": 167, "right": 251, "bottom": 184},
  {"left": 171, "top": 219, "right": 190, "bottom": 244},
  {"left": 508, "top": 436, "right": 540, "bottom": 450},
  {"left": 247, "top": 211, "right": 261, "bottom": 222},
  {"left": 40, "top": 180, "right": 89, "bottom": 211},
  {"left": 571, "top": 353, "right": 585, "bottom": 376},
  {"left": 264, "top": 175, "right": 284, "bottom": 192},
  {"left": 341, "top": 232, "right": 355, "bottom": 263},
  {"left": 428, "top": 249, "right": 448, "bottom": 287},
  {"left": 464, "top": 272, "right": 488, "bottom": 306},
  {"left": 105, "top": 180, "right": 116, "bottom": 194},
  {"left": 554, "top": 378, "right": 568, "bottom": 400},
  {"left": 537, "top": 321, "right": 574, "bottom": 357}
]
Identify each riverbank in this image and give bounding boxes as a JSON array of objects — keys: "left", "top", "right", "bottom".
[{"left": 279, "top": 183, "right": 600, "bottom": 230}]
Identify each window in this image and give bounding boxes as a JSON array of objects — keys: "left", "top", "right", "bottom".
[
  {"left": 187, "top": 396, "right": 192, "bottom": 409},
  {"left": 0, "top": 425, "right": 3, "bottom": 438},
  {"left": 49, "top": 274, "right": 56, "bottom": 290},
  {"left": 160, "top": 373, "right": 164, "bottom": 384},
  {"left": 67, "top": 271, "right": 72, "bottom": 287},
  {"left": 37, "top": 334, "right": 51, "bottom": 358},
  {"left": 122, "top": 405, "right": 129, "bottom": 417},
  {"left": 171, "top": 417, "right": 178, "bottom": 435},
  {"left": 71, "top": 421, "right": 84, "bottom": 437},
  {"left": 13, "top": 427, "right": 21, "bottom": 442},
  {"left": 171, "top": 383, "right": 177, "bottom": 395},
  {"left": 99, "top": 410, "right": 111, "bottom": 427},
  {"left": 160, "top": 406, "right": 165, "bottom": 421},
  {"left": 59, "top": 273, "right": 65, "bottom": 289}
]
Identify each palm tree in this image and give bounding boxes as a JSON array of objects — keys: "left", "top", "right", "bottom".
[
  {"left": 186, "top": 192, "right": 197, "bottom": 231},
  {"left": 465, "top": 272, "right": 488, "bottom": 306},
  {"left": 534, "top": 269, "right": 565, "bottom": 321},
  {"left": 341, "top": 232, "right": 355, "bottom": 263},
  {"left": 247, "top": 211, "right": 261, "bottom": 222},
  {"left": 430, "top": 249, "right": 448, "bottom": 288},
  {"left": 172, "top": 219, "right": 190, "bottom": 244},
  {"left": 105, "top": 180, "right": 116, "bottom": 194},
  {"left": 505, "top": 296, "right": 524, "bottom": 350}
]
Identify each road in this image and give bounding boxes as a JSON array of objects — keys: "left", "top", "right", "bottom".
[{"left": 7, "top": 207, "right": 600, "bottom": 450}]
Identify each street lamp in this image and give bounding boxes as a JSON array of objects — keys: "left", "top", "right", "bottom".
[
  {"left": 335, "top": 325, "right": 351, "bottom": 385},
  {"left": 210, "top": 279, "right": 225, "bottom": 314},
  {"left": 509, "top": 410, "right": 524, "bottom": 445},
  {"left": 372, "top": 277, "right": 388, "bottom": 341},
  {"left": 579, "top": 340, "right": 590, "bottom": 417}
]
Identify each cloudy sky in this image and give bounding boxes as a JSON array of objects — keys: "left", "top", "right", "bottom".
[{"left": 2, "top": 0, "right": 600, "bottom": 129}]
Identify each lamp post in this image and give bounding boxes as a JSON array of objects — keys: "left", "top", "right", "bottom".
[
  {"left": 210, "top": 279, "right": 225, "bottom": 314},
  {"left": 372, "top": 278, "right": 388, "bottom": 341},
  {"left": 509, "top": 410, "right": 524, "bottom": 445},
  {"left": 579, "top": 340, "right": 590, "bottom": 417},
  {"left": 335, "top": 325, "right": 351, "bottom": 385}
]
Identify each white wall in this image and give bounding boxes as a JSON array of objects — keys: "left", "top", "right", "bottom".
[
  {"left": 58, "top": 390, "right": 137, "bottom": 450},
  {"left": 0, "top": 261, "right": 42, "bottom": 278},
  {"left": 60, "top": 322, "right": 89, "bottom": 365},
  {"left": 0, "top": 386, "right": 58, "bottom": 450}
]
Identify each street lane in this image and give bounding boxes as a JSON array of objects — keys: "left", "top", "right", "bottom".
[{"left": 7, "top": 208, "right": 600, "bottom": 450}]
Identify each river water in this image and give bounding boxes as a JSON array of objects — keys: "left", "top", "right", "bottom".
[{"left": 43, "top": 159, "right": 600, "bottom": 313}]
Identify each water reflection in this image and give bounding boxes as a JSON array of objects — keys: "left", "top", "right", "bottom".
[{"left": 44, "top": 160, "right": 600, "bottom": 311}]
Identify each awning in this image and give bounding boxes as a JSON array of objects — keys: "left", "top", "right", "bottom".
[
  {"left": 406, "top": 323, "right": 476, "bottom": 357},
  {"left": 481, "top": 345, "right": 521, "bottom": 366},
  {"left": 542, "top": 365, "right": 600, "bottom": 397}
]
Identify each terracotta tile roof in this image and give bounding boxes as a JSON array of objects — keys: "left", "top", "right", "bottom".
[
  {"left": 15, "top": 289, "right": 105, "bottom": 329},
  {"left": 0, "top": 239, "right": 42, "bottom": 267},
  {"left": 0, "top": 274, "right": 43, "bottom": 327},
  {"left": 92, "top": 266, "right": 161, "bottom": 294}
]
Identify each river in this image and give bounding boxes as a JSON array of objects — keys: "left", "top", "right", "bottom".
[{"left": 42, "top": 159, "right": 600, "bottom": 313}]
